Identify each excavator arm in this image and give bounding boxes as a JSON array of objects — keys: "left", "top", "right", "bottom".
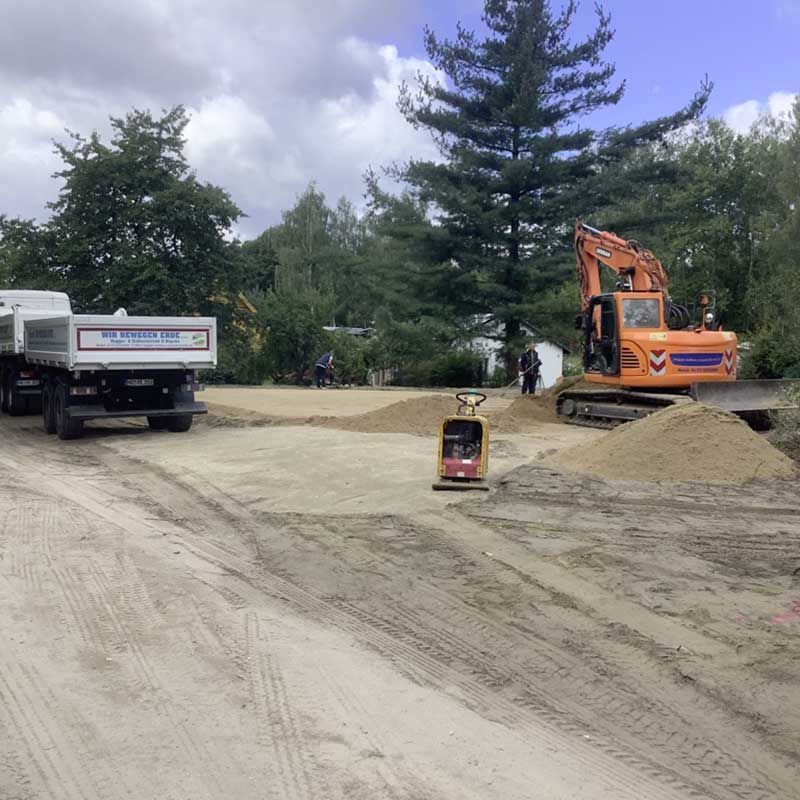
[{"left": 574, "top": 222, "right": 669, "bottom": 312}]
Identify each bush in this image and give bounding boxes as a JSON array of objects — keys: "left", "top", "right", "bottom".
[
  {"left": 257, "top": 287, "right": 334, "bottom": 383},
  {"left": 488, "top": 366, "right": 510, "bottom": 387},
  {"left": 326, "top": 332, "right": 370, "bottom": 385},
  {"left": 205, "top": 328, "right": 265, "bottom": 385},
  {"left": 739, "top": 329, "right": 800, "bottom": 379},
  {"left": 562, "top": 354, "right": 584, "bottom": 377},
  {"left": 394, "top": 349, "right": 484, "bottom": 387}
]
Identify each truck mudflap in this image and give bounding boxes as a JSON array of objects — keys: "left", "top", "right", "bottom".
[
  {"left": 66, "top": 402, "right": 207, "bottom": 421},
  {"left": 690, "top": 379, "right": 800, "bottom": 413}
]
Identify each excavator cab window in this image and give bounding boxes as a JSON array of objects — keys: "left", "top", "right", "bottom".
[
  {"left": 621, "top": 298, "right": 661, "bottom": 329},
  {"left": 583, "top": 295, "right": 619, "bottom": 376}
]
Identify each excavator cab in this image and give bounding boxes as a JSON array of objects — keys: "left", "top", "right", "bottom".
[{"left": 582, "top": 292, "right": 668, "bottom": 378}]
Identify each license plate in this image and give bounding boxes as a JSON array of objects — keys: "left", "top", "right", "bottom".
[
  {"left": 15, "top": 379, "right": 40, "bottom": 387},
  {"left": 124, "top": 378, "right": 155, "bottom": 387}
]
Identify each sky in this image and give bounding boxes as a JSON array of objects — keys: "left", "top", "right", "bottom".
[{"left": 0, "top": 0, "right": 798, "bottom": 239}]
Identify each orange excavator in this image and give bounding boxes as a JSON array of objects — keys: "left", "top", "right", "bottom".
[{"left": 556, "top": 222, "right": 798, "bottom": 427}]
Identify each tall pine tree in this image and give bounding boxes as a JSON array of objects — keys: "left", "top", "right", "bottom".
[{"left": 398, "top": 0, "right": 709, "bottom": 369}]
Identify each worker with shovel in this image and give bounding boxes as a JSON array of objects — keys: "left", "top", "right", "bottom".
[
  {"left": 519, "top": 342, "right": 541, "bottom": 395},
  {"left": 315, "top": 350, "right": 334, "bottom": 388}
]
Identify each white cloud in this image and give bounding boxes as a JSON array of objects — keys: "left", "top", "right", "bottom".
[
  {"left": 723, "top": 91, "right": 798, "bottom": 133},
  {"left": 179, "top": 41, "right": 442, "bottom": 233},
  {"left": 185, "top": 95, "right": 275, "bottom": 167},
  {"left": 0, "top": 98, "right": 67, "bottom": 221},
  {"left": 0, "top": 0, "right": 436, "bottom": 236}
]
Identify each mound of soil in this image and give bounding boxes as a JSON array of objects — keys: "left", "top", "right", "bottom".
[
  {"left": 552, "top": 402, "right": 796, "bottom": 483},
  {"left": 319, "top": 394, "right": 459, "bottom": 436},
  {"left": 490, "top": 394, "right": 559, "bottom": 431},
  {"left": 489, "top": 377, "right": 594, "bottom": 431},
  {"left": 203, "top": 402, "right": 306, "bottom": 428}
]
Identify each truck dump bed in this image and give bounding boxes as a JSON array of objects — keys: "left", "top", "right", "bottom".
[
  {"left": 1, "top": 308, "right": 72, "bottom": 356},
  {"left": 24, "top": 315, "right": 217, "bottom": 371}
]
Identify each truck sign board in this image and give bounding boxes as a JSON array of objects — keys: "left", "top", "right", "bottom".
[{"left": 76, "top": 328, "right": 210, "bottom": 351}]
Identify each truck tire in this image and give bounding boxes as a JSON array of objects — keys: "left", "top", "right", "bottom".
[
  {"left": 5, "top": 369, "right": 27, "bottom": 417},
  {"left": 42, "top": 382, "right": 57, "bottom": 434},
  {"left": 0, "top": 368, "right": 7, "bottom": 413},
  {"left": 147, "top": 416, "right": 168, "bottom": 430},
  {"left": 54, "top": 382, "right": 84, "bottom": 440},
  {"left": 166, "top": 414, "right": 193, "bottom": 433}
]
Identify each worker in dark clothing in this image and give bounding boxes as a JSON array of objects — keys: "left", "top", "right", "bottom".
[
  {"left": 315, "top": 351, "right": 334, "bottom": 388},
  {"left": 519, "top": 342, "right": 541, "bottom": 395}
]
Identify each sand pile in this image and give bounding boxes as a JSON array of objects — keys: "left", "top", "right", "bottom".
[
  {"left": 490, "top": 394, "right": 559, "bottom": 431},
  {"left": 320, "top": 394, "right": 458, "bottom": 436},
  {"left": 489, "top": 377, "right": 594, "bottom": 431},
  {"left": 552, "top": 402, "right": 796, "bottom": 483}
]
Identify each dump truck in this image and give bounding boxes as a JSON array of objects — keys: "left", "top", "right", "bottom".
[
  {"left": 557, "top": 223, "right": 799, "bottom": 427},
  {"left": 0, "top": 290, "right": 216, "bottom": 439}
]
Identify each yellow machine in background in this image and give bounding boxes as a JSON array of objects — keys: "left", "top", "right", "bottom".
[{"left": 433, "top": 391, "right": 490, "bottom": 491}]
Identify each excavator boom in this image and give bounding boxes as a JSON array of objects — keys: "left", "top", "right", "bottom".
[{"left": 575, "top": 223, "right": 669, "bottom": 311}]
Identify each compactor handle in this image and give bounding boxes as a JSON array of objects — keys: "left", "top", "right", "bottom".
[{"left": 456, "top": 391, "right": 487, "bottom": 407}]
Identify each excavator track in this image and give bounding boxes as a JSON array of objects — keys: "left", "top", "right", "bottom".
[
  {"left": 557, "top": 380, "right": 800, "bottom": 429},
  {"left": 556, "top": 389, "right": 689, "bottom": 429}
]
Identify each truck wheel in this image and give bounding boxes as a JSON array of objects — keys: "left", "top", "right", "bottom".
[
  {"left": 42, "top": 383, "right": 57, "bottom": 434},
  {"left": 5, "top": 370, "right": 27, "bottom": 417},
  {"left": 0, "top": 369, "right": 7, "bottom": 414},
  {"left": 147, "top": 416, "right": 168, "bottom": 430},
  {"left": 166, "top": 414, "right": 193, "bottom": 433},
  {"left": 54, "top": 382, "right": 84, "bottom": 440}
]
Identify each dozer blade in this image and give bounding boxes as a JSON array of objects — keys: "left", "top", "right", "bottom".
[{"left": 690, "top": 379, "right": 800, "bottom": 413}]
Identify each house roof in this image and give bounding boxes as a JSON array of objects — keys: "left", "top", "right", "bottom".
[
  {"left": 472, "top": 314, "right": 572, "bottom": 354},
  {"left": 322, "top": 326, "right": 375, "bottom": 337}
]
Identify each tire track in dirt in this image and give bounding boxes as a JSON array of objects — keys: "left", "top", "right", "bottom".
[
  {"left": 85, "top": 560, "right": 223, "bottom": 800},
  {"left": 411, "top": 517, "right": 799, "bottom": 799},
  {"left": 67, "top": 448, "right": 790, "bottom": 799},
  {"left": 310, "top": 665, "right": 432, "bottom": 800},
  {"left": 3, "top": 437, "right": 674, "bottom": 800},
  {"left": 125, "top": 469, "right": 796, "bottom": 800},
  {"left": 331, "top": 594, "right": 782, "bottom": 800},
  {"left": 36, "top": 678, "right": 133, "bottom": 800},
  {"left": 244, "top": 612, "right": 323, "bottom": 800},
  {"left": 165, "top": 534, "right": 691, "bottom": 800},
  {"left": 37, "top": 547, "right": 222, "bottom": 800},
  {"left": 1, "top": 424, "right": 787, "bottom": 800},
  {"left": 0, "top": 659, "right": 100, "bottom": 800}
]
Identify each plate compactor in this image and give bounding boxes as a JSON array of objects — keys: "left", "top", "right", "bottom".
[{"left": 433, "top": 391, "right": 490, "bottom": 491}]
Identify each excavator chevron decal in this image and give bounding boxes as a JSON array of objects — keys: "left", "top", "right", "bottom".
[
  {"left": 724, "top": 348, "right": 736, "bottom": 376},
  {"left": 649, "top": 349, "right": 667, "bottom": 376}
]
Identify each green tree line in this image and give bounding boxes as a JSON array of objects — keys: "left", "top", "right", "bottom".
[{"left": 1, "top": 0, "right": 798, "bottom": 385}]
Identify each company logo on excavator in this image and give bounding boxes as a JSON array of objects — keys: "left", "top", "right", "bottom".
[{"left": 670, "top": 353, "right": 724, "bottom": 368}]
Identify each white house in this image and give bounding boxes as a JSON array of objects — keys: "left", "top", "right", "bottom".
[{"left": 468, "top": 317, "right": 570, "bottom": 389}]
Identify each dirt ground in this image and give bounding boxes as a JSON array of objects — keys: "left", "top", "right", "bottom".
[
  {"left": 203, "top": 385, "right": 514, "bottom": 425},
  {"left": 1, "top": 385, "right": 799, "bottom": 800}
]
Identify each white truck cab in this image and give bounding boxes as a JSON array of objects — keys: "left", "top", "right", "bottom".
[
  {"left": 0, "top": 290, "right": 72, "bottom": 312},
  {"left": 0, "top": 291, "right": 73, "bottom": 356}
]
